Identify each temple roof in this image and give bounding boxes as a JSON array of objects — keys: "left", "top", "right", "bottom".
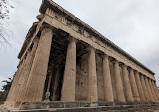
[{"left": 39, "top": 0, "right": 155, "bottom": 75}]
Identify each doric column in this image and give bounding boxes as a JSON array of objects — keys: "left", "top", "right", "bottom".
[
  {"left": 16, "top": 37, "right": 39, "bottom": 103},
  {"left": 11, "top": 58, "right": 27, "bottom": 105},
  {"left": 152, "top": 81, "right": 159, "bottom": 102},
  {"left": 134, "top": 72, "right": 145, "bottom": 102},
  {"left": 4, "top": 60, "right": 24, "bottom": 106},
  {"left": 87, "top": 47, "right": 98, "bottom": 102},
  {"left": 61, "top": 37, "right": 77, "bottom": 101},
  {"left": 129, "top": 68, "right": 140, "bottom": 102},
  {"left": 140, "top": 75, "right": 150, "bottom": 102},
  {"left": 151, "top": 81, "right": 159, "bottom": 102},
  {"left": 103, "top": 54, "right": 114, "bottom": 102},
  {"left": 122, "top": 64, "right": 134, "bottom": 102},
  {"left": 145, "top": 77, "right": 154, "bottom": 102},
  {"left": 24, "top": 27, "right": 53, "bottom": 102},
  {"left": 148, "top": 79, "right": 157, "bottom": 102},
  {"left": 114, "top": 60, "right": 125, "bottom": 102},
  {"left": 13, "top": 53, "right": 30, "bottom": 104}
]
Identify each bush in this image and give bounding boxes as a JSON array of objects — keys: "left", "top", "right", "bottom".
[{"left": 0, "top": 77, "right": 12, "bottom": 101}]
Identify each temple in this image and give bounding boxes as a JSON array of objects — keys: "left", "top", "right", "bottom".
[{"left": 2, "top": 0, "right": 159, "bottom": 111}]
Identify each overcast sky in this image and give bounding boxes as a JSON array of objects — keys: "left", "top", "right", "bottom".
[{"left": 0, "top": 0, "right": 159, "bottom": 89}]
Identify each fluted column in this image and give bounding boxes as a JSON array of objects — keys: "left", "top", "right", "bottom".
[
  {"left": 11, "top": 58, "right": 26, "bottom": 106},
  {"left": 24, "top": 27, "right": 53, "bottom": 102},
  {"left": 61, "top": 37, "right": 76, "bottom": 101},
  {"left": 4, "top": 61, "right": 24, "bottom": 106},
  {"left": 16, "top": 37, "right": 39, "bottom": 103},
  {"left": 129, "top": 69, "right": 140, "bottom": 102},
  {"left": 122, "top": 64, "right": 134, "bottom": 102},
  {"left": 13, "top": 53, "right": 30, "bottom": 104},
  {"left": 151, "top": 81, "right": 159, "bottom": 102},
  {"left": 134, "top": 72, "right": 145, "bottom": 102},
  {"left": 148, "top": 79, "right": 157, "bottom": 102},
  {"left": 145, "top": 77, "right": 154, "bottom": 102},
  {"left": 152, "top": 81, "right": 159, "bottom": 102},
  {"left": 114, "top": 60, "right": 125, "bottom": 102},
  {"left": 140, "top": 75, "right": 150, "bottom": 102},
  {"left": 87, "top": 47, "right": 98, "bottom": 102},
  {"left": 103, "top": 54, "right": 114, "bottom": 102}
]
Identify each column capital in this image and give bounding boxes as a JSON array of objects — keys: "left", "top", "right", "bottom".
[
  {"left": 149, "top": 78, "right": 153, "bottom": 82},
  {"left": 40, "top": 23, "right": 55, "bottom": 32},
  {"left": 111, "top": 58, "right": 119, "bottom": 64},
  {"left": 147, "top": 77, "right": 153, "bottom": 81},
  {"left": 86, "top": 46, "right": 96, "bottom": 53},
  {"left": 143, "top": 75, "right": 148, "bottom": 80},
  {"left": 119, "top": 62, "right": 127, "bottom": 67},
  {"left": 144, "top": 75, "right": 148, "bottom": 79},
  {"left": 101, "top": 53, "right": 109, "bottom": 59},
  {"left": 67, "top": 36, "right": 78, "bottom": 43},
  {"left": 133, "top": 70, "right": 139, "bottom": 74},
  {"left": 40, "top": 27, "right": 53, "bottom": 40},
  {"left": 139, "top": 73, "right": 145, "bottom": 77},
  {"left": 127, "top": 66, "right": 133, "bottom": 71}
]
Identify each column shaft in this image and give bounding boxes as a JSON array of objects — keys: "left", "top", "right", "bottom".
[
  {"left": 87, "top": 47, "right": 98, "bottom": 101},
  {"left": 145, "top": 77, "right": 154, "bottom": 102},
  {"left": 4, "top": 61, "right": 23, "bottom": 106},
  {"left": 122, "top": 65, "right": 134, "bottom": 102},
  {"left": 24, "top": 28, "right": 53, "bottom": 102},
  {"left": 134, "top": 72, "right": 145, "bottom": 102},
  {"left": 103, "top": 55, "right": 114, "bottom": 102},
  {"left": 114, "top": 61, "right": 125, "bottom": 102},
  {"left": 16, "top": 38, "right": 39, "bottom": 103},
  {"left": 14, "top": 53, "right": 29, "bottom": 103},
  {"left": 11, "top": 59, "right": 26, "bottom": 105},
  {"left": 152, "top": 81, "right": 159, "bottom": 102},
  {"left": 129, "top": 69, "right": 140, "bottom": 102},
  {"left": 20, "top": 38, "right": 39, "bottom": 102},
  {"left": 148, "top": 79, "right": 157, "bottom": 102},
  {"left": 140, "top": 75, "right": 150, "bottom": 102},
  {"left": 61, "top": 38, "right": 76, "bottom": 101}
]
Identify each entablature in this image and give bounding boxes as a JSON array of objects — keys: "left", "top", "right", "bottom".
[{"left": 42, "top": 7, "right": 155, "bottom": 80}]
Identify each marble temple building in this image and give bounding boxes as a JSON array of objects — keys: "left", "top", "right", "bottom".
[{"left": 2, "top": 0, "right": 159, "bottom": 111}]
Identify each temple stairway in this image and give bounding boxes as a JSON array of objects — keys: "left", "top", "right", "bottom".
[{"left": 1, "top": 101, "right": 159, "bottom": 112}]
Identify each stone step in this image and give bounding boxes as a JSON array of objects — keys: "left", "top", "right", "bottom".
[
  {"left": 19, "top": 101, "right": 157, "bottom": 110},
  {"left": 10, "top": 107, "right": 102, "bottom": 112},
  {"left": 10, "top": 104, "right": 158, "bottom": 112},
  {"left": 3, "top": 102, "right": 159, "bottom": 112}
]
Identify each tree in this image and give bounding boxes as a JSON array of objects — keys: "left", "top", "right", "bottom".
[
  {"left": 0, "top": 0, "right": 14, "bottom": 46},
  {"left": 0, "top": 77, "right": 13, "bottom": 101}
]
